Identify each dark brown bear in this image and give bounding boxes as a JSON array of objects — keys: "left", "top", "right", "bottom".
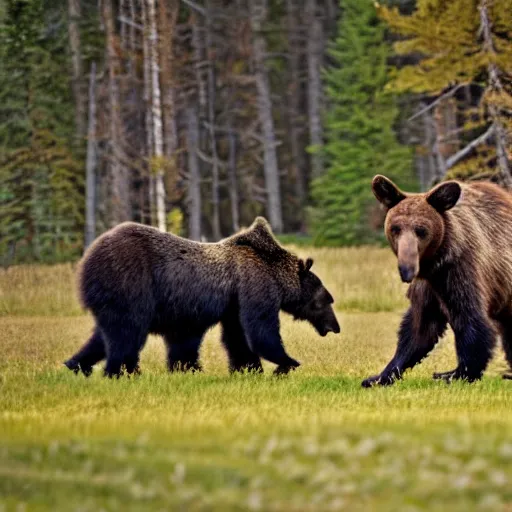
[
  {"left": 363, "top": 175, "right": 512, "bottom": 387},
  {"left": 65, "top": 217, "right": 340, "bottom": 377}
]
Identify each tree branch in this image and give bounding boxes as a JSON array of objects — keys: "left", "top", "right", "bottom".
[
  {"left": 445, "top": 123, "right": 495, "bottom": 170},
  {"left": 118, "top": 15, "right": 143, "bottom": 31},
  {"left": 407, "top": 84, "right": 465, "bottom": 122},
  {"left": 182, "top": 0, "right": 206, "bottom": 16}
]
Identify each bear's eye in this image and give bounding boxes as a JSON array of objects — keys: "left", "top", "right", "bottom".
[
  {"left": 415, "top": 227, "right": 428, "bottom": 239},
  {"left": 390, "top": 225, "right": 401, "bottom": 236},
  {"left": 312, "top": 300, "right": 323, "bottom": 310}
]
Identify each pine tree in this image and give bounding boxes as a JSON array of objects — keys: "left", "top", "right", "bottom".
[
  {"left": 377, "top": 0, "right": 512, "bottom": 184},
  {"left": 0, "top": 0, "right": 83, "bottom": 264},
  {"left": 311, "top": 0, "right": 414, "bottom": 246}
]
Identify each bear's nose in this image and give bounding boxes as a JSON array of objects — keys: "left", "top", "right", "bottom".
[
  {"left": 398, "top": 264, "right": 415, "bottom": 283},
  {"left": 326, "top": 318, "right": 341, "bottom": 335}
]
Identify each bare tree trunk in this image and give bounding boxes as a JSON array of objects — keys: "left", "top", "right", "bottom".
[
  {"left": 141, "top": 0, "right": 154, "bottom": 225},
  {"left": 424, "top": 117, "right": 437, "bottom": 186},
  {"left": 68, "top": 0, "right": 86, "bottom": 140},
  {"left": 158, "top": 0, "right": 180, "bottom": 207},
  {"left": 434, "top": 99, "right": 459, "bottom": 160},
  {"left": 85, "top": 62, "right": 97, "bottom": 249},
  {"left": 186, "top": 106, "right": 201, "bottom": 241},
  {"left": 305, "top": 0, "right": 324, "bottom": 178},
  {"left": 286, "top": 0, "right": 306, "bottom": 206},
  {"left": 205, "top": 0, "right": 221, "bottom": 240},
  {"left": 479, "top": 0, "right": 511, "bottom": 186},
  {"left": 227, "top": 119, "right": 240, "bottom": 233},
  {"left": 158, "top": 0, "right": 178, "bottom": 157},
  {"left": 103, "top": 0, "right": 130, "bottom": 225},
  {"left": 250, "top": 0, "right": 283, "bottom": 233},
  {"left": 192, "top": 16, "right": 207, "bottom": 118},
  {"left": 147, "top": 0, "right": 166, "bottom": 231}
]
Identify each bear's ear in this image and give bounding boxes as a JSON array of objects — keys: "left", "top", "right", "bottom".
[
  {"left": 299, "top": 258, "right": 314, "bottom": 275},
  {"left": 426, "top": 181, "right": 461, "bottom": 213},
  {"left": 372, "top": 175, "right": 407, "bottom": 209},
  {"left": 252, "top": 216, "right": 273, "bottom": 234}
]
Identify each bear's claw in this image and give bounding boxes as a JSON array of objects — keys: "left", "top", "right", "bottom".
[
  {"left": 361, "top": 372, "right": 397, "bottom": 388},
  {"left": 64, "top": 359, "right": 93, "bottom": 377},
  {"left": 433, "top": 367, "right": 482, "bottom": 383}
]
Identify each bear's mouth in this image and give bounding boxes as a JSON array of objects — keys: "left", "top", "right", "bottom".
[{"left": 317, "top": 324, "right": 340, "bottom": 337}]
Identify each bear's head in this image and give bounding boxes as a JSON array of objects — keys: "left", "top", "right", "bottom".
[
  {"left": 288, "top": 258, "right": 341, "bottom": 337},
  {"left": 372, "top": 175, "right": 462, "bottom": 283}
]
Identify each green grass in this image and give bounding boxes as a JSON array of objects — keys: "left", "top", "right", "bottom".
[{"left": 1, "top": 249, "right": 511, "bottom": 510}]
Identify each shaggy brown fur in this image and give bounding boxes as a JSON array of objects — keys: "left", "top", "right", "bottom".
[
  {"left": 363, "top": 175, "right": 512, "bottom": 387},
  {"left": 65, "top": 217, "right": 340, "bottom": 377}
]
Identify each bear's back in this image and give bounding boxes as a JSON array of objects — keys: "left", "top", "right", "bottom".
[
  {"left": 446, "top": 182, "right": 512, "bottom": 304},
  {"left": 79, "top": 222, "right": 235, "bottom": 315}
]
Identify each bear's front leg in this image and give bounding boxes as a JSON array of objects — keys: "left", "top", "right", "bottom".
[
  {"left": 362, "top": 281, "right": 448, "bottom": 388},
  {"left": 240, "top": 311, "right": 300, "bottom": 371},
  {"left": 221, "top": 315, "right": 263, "bottom": 374},
  {"left": 239, "top": 284, "right": 300, "bottom": 372}
]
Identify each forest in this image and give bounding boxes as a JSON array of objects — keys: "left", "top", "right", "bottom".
[{"left": 0, "top": 0, "right": 511, "bottom": 263}]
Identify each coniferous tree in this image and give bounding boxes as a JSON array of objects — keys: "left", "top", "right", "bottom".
[
  {"left": 377, "top": 0, "right": 512, "bottom": 184},
  {"left": 0, "top": 0, "right": 83, "bottom": 263},
  {"left": 311, "top": 0, "right": 414, "bottom": 246}
]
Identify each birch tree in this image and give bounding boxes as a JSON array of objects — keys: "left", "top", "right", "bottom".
[{"left": 147, "top": 0, "right": 166, "bottom": 231}]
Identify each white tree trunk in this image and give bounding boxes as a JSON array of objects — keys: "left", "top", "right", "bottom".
[
  {"left": 84, "top": 62, "right": 97, "bottom": 249},
  {"left": 141, "top": 0, "right": 154, "bottom": 225},
  {"left": 147, "top": 0, "right": 166, "bottom": 231}
]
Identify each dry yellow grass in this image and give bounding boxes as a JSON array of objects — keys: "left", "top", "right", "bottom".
[{"left": 0, "top": 249, "right": 511, "bottom": 511}]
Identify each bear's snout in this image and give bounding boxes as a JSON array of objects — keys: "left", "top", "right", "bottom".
[
  {"left": 398, "top": 264, "right": 415, "bottom": 283},
  {"left": 328, "top": 319, "right": 341, "bottom": 335},
  {"left": 397, "top": 231, "right": 419, "bottom": 283},
  {"left": 320, "top": 313, "right": 341, "bottom": 336}
]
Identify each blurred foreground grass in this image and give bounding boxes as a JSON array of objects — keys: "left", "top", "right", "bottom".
[{"left": 0, "top": 248, "right": 511, "bottom": 511}]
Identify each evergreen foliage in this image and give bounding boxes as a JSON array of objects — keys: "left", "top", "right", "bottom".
[
  {"left": 311, "top": 0, "right": 414, "bottom": 246},
  {"left": 0, "top": 0, "right": 83, "bottom": 264},
  {"left": 377, "top": 0, "right": 512, "bottom": 181}
]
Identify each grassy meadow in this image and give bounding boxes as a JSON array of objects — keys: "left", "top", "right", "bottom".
[{"left": 1, "top": 246, "right": 511, "bottom": 511}]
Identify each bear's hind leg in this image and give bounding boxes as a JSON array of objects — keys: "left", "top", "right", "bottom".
[
  {"left": 221, "top": 315, "right": 263, "bottom": 374},
  {"left": 446, "top": 314, "right": 496, "bottom": 382},
  {"left": 100, "top": 319, "right": 148, "bottom": 378},
  {"left": 165, "top": 333, "right": 203, "bottom": 372},
  {"left": 64, "top": 327, "right": 105, "bottom": 376}
]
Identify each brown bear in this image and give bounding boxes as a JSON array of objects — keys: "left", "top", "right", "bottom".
[
  {"left": 363, "top": 175, "right": 512, "bottom": 387},
  {"left": 65, "top": 217, "right": 340, "bottom": 377}
]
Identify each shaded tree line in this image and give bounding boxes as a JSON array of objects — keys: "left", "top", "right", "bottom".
[{"left": 0, "top": 0, "right": 510, "bottom": 263}]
